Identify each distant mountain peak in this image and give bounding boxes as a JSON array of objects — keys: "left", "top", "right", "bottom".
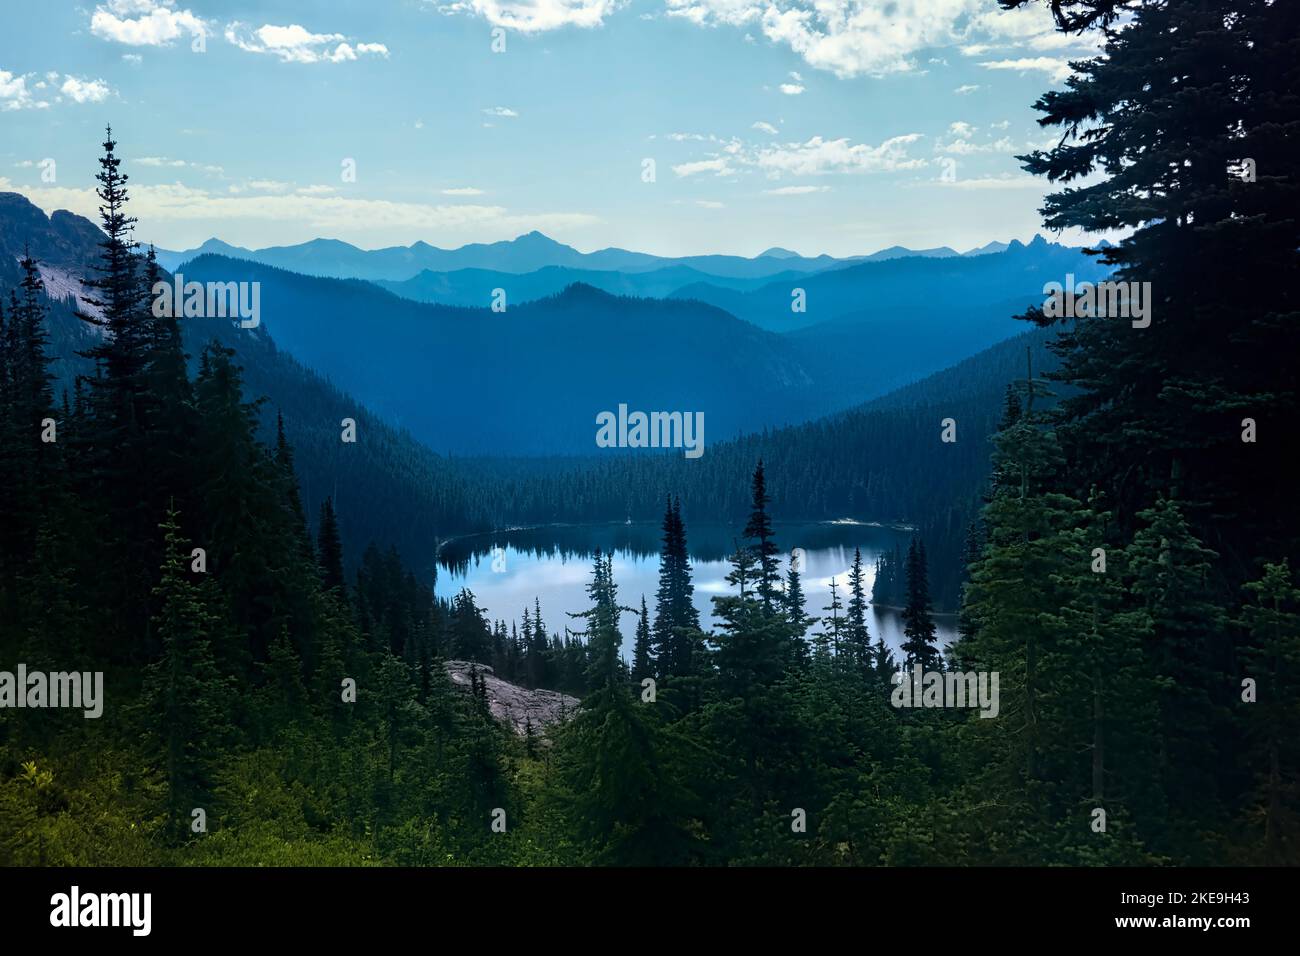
[
  {"left": 863, "top": 244, "right": 960, "bottom": 262},
  {"left": 758, "top": 246, "right": 801, "bottom": 259},
  {"left": 962, "top": 240, "right": 1010, "bottom": 257},
  {"left": 556, "top": 281, "right": 611, "bottom": 300}
]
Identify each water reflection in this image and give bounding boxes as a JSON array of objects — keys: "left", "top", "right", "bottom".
[{"left": 436, "top": 522, "right": 957, "bottom": 661}]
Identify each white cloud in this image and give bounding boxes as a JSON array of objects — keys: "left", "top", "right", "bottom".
[
  {"left": 763, "top": 185, "right": 829, "bottom": 195},
  {"left": 0, "top": 70, "right": 38, "bottom": 110},
  {"left": 248, "top": 179, "right": 292, "bottom": 192},
  {"left": 672, "top": 157, "right": 733, "bottom": 178},
  {"left": 942, "top": 137, "right": 1013, "bottom": 155},
  {"left": 779, "top": 83, "right": 804, "bottom": 95},
  {"left": 483, "top": 106, "right": 519, "bottom": 117},
  {"left": 224, "top": 22, "right": 389, "bottom": 64},
  {"left": 2, "top": 69, "right": 114, "bottom": 109},
  {"left": 669, "top": 131, "right": 924, "bottom": 186},
  {"left": 752, "top": 121, "right": 778, "bottom": 135},
  {"left": 753, "top": 133, "right": 924, "bottom": 177},
  {"left": 936, "top": 174, "right": 1043, "bottom": 189},
  {"left": 441, "top": 0, "right": 622, "bottom": 33},
  {"left": 953, "top": 84, "right": 980, "bottom": 94},
  {"left": 657, "top": 0, "right": 1096, "bottom": 81},
  {"left": 60, "top": 76, "right": 111, "bottom": 104},
  {"left": 442, "top": 187, "right": 486, "bottom": 196},
  {"left": 90, "top": 0, "right": 208, "bottom": 47},
  {"left": 295, "top": 185, "right": 337, "bottom": 196},
  {"left": 136, "top": 156, "right": 224, "bottom": 174},
  {"left": 665, "top": 0, "right": 982, "bottom": 78},
  {"left": 949, "top": 121, "right": 975, "bottom": 137},
  {"left": 978, "top": 56, "right": 1072, "bottom": 83},
  {"left": 122, "top": 53, "right": 143, "bottom": 64},
  {"left": 696, "top": 199, "right": 725, "bottom": 208}
]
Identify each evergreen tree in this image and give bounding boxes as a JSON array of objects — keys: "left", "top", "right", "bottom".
[
  {"left": 552, "top": 551, "right": 701, "bottom": 864},
  {"left": 783, "top": 555, "right": 815, "bottom": 652},
  {"left": 652, "top": 496, "right": 699, "bottom": 678},
  {"left": 743, "top": 461, "right": 782, "bottom": 612},
  {"left": 900, "top": 539, "right": 940, "bottom": 670},
  {"left": 317, "top": 496, "right": 346, "bottom": 593},
  {"left": 74, "top": 128, "right": 157, "bottom": 645},
  {"left": 1238, "top": 560, "right": 1300, "bottom": 864},
  {"left": 845, "top": 547, "right": 872, "bottom": 670},
  {"left": 1013, "top": 0, "right": 1300, "bottom": 583},
  {"left": 632, "top": 595, "right": 654, "bottom": 681},
  {"left": 143, "top": 506, "right": 231, "bottom": 842}
]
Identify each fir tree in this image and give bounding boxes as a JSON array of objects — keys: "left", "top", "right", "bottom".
[
  {"left": 632, "top": 595, "right": 654, "bottom": 681},
  {"left": 742, "top": 461, "right": 782, "bottom": 612},
  {"left": 900, "top": 539, "right": 940, "bottom": 670},
  {"left": 143, "top": 506, "right": 231, "bottom": 842},
  {"left": 317, "top": 497, "right": 346, "bottom": 593},
  {"left": 845, "top": 547, "right": 872, "bottom": 671}
]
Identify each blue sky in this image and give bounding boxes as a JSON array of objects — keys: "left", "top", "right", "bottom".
[{"left": 0, "top": 0, "right": 1104, "bottom": 256}]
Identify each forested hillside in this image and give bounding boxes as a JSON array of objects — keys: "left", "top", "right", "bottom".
[
  {"left": 464, "top": 326, "right": 1061, "bottom": 609},
  {"left": 178, "top": 256, "right": 842, "bottom": 454},
  {"left": 0, "top": 192, "right": 499, "bottom": 577}
]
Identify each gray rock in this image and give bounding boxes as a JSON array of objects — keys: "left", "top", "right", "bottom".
[{"left": 444, "top": 660, "right": 579, "bottom": 736}]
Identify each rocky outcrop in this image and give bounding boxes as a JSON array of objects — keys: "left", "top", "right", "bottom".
[{"left": 444, "top": 660, "right": 579, "bottom": 736}]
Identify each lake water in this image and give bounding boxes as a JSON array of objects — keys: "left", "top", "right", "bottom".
[{"left": 435, "top": 522, "right": 957, "bottom": 662}]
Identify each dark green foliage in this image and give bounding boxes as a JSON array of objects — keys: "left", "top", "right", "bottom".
[{"left": 900, "top": 539, "right": 940, "bottom": 670}]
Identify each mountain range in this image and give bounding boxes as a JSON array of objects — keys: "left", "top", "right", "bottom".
[
  {"left": 153, "top": 230, "right": 1057, "bottom": 284},
  {"left": 0, "top": 189, "right": 1080, "bottom": 604}
]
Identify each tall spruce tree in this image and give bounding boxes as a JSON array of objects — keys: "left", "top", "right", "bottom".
[
  {"left": 1012, "top": 0, "right": 1300, "bottom": 578},
  {"left": 317, "top": 497, "right": 346, "bottom": 593},
  {"left": 143, "top": 506, "right": 231, "bottom": 842},
  {"left": 632, "top": 595, "right": 654, "bottom": 681},
  {"left": 743, "top": 461, "right": 782, "bottom": 612},
  {"left": 845, "top": 547, "right": 872, "bottom": 670},
  {"left": 900, "top": 539, "right": 940, "bottom": 670},
  {"left": 651, "top": 496, "right": 699, "bottom": 679}
]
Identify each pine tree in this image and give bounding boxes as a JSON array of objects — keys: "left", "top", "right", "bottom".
[
  {"left": 782, "top": 555, "right": 815, "bottom": 651},
  {"left": 652, "top": 496, "right": 699, "bottom": 678},
  {"left": 1012, "top": 0, "right": 1300, "bottom": 585},
  {"left": 317, "top": 497, "right": 346, "bottom": 593},
  {"left": 1238, "top": 560, "right": 1300, "bottom": 864},
  {"left": 551, "top": 551, "right": 700, "bottom": 864},
  {"left": 845, "top": 547, "right": 872, "bottom": 670},
  {"left": 900, "top": 539, "right": 940, "bottom": 670},
  {"left": 74, "top": 129, "right": 158, "bottom": 645},
  {"left": 818, "top": 577, "right": 843, "bottom": 665},
  {"left": 632, "top": 595, "right": 654, "bottom": 681},
  {"left": 1126, "top": 496, "right": 1231, "bottom": 838},
  {"left": 143, "top": 505, "right": 231, "bottom": 842},
  {"left": 743, "top": 461, "right": 782, "bottom": 612}
]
